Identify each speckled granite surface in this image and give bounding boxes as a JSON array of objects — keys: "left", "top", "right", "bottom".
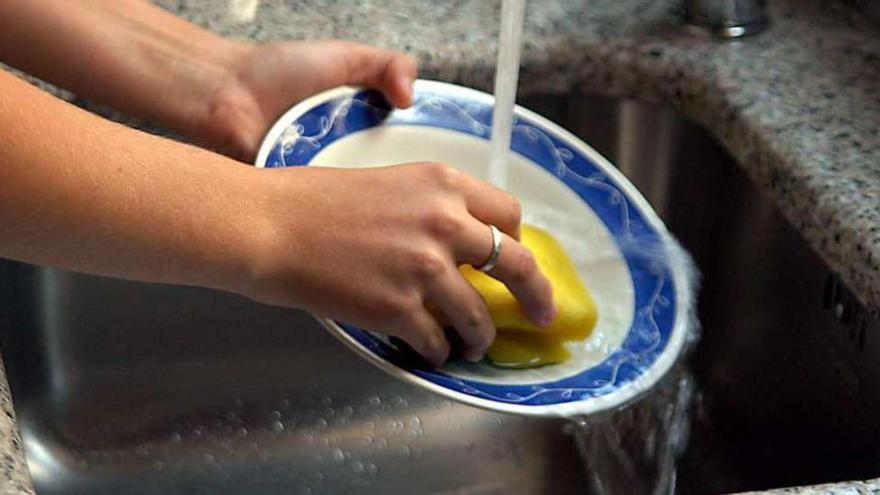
[
  {"left": 155, "top": 0, "right": 880, "bottom": 313},
  {"left": 0, "top": 361, "right": 33, "bottom": 495},
  {"left": 2, "top": 0, "right": 880, "bottom": 493},
  {"left": 742, "top": 479, "right": 880, "bottom": 494}
]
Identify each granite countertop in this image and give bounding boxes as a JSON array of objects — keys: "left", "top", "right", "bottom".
[{"left": 2, "top": 0, "right": 879, "bottom": 493}]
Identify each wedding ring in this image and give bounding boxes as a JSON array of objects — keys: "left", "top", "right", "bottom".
[{"left": 477, "top": 224, "right": 503, "bottom": 273}]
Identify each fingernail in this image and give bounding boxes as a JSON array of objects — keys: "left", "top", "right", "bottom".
[
  {"left": 465, "top": 352, "right": 484, "bottom": 363},
  {"left": 537, "top": 305, "right": 557, "bottom": 327},
  {"left": 399, "top": 75, "right": 414, "bottom": 106}
]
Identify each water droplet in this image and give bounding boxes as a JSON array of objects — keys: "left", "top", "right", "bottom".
[
  {"left": 366, "top": 463, "right": 379, "bottom": 475},
  {"left": 323, "top": 408, "right": 335, "bottom": 418},
  {"left": 192, "top": 427, "right": 204, "bottom": 438},
  {"left": 238, "top": 427, "right": 249, "bottom": 437},
  {"left": 377, "top": 438, "right": 389, "bottom": 448},
  {"left": 280, "top": 397, "right": 290, "bottom": 409},
  {"left": 331, "top": 448, "right": 345, "bottom": 463},
  {"left": 320, "top": 437, "right": 331, "bottom": 447},
  {"left": 392, "top": 396, "right": 408, "bottom": 408},
  {"left": 362, "top": 435, "right": 373, "bottom": 445},
  {"left": 270, "top": 410, "right": 281, "bottom": 421},
  {"left": 204, "top": 453, "right": 215, "bottom": 463},
  {"left": 170, "top": 432, "right": 182, "bottom": 443},
  {"left": 344, "top": 451, "right": 352, "bottom": 460},
  {"left": 353, "top": 461, "right": 366, "bottom": 474},
  {"left": 271, "top": 421, "right": 284, "bottom": 432},
  {"left": 341, "top": 405, "right": 354, "bottom": 417},
  {"left": 320, "top": 396, "right": 333, "bottom": 407},
  {"left": 368, "top": 396, "right": 381, "bottom": 406},
  {"left": 400, "top": 445, "right": 413, "bottom": 457},
  {"left": 303, "top": 433, "right": 315, "bottom": 443},
  {"left": 315, "top": 472, "right": 324, "bottom": 482},
  {"left": 225, "top": 411, "right": 237, "bottom": 422},
  {"left": 496, "top": 417, "right": 504, "bottom": 425},
  {"left": 408, "top": 416, "right": 422, "bottom": 428},
  {"left": 316, "top": 418, "right": 328, "bottom": 429}
]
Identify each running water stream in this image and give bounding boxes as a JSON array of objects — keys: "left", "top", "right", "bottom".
[
  {"left": 488, "top": 0, "right": 526, "bottom": 189},
  {"left": 488, "top": 2, "right": 699, "bottom": 492}
]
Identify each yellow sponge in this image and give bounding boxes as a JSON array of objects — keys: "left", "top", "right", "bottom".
[
  {"left": 485, "top": 332, "right": 571, "bottom": 369},
  {"left": 460, "top": 224, "right": 598, "bottom": 368}
]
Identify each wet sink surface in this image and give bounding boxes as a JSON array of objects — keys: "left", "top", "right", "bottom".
[
  {"left": 0, "top": 273, "right": 586, "bottom": 494},
  {"left": 2, "top": 96, "right": 880, "bottom": 494}
]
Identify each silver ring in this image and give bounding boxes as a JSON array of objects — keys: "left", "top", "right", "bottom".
[{"left": 477, "top": 224, "right": 503, "bottom": 273}]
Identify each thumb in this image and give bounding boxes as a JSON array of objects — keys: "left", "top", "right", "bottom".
[{"left": 339, "top": 42, "right": 418, "bottom": 108}]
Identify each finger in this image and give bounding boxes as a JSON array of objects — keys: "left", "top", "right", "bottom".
[
  {"left": 390, "top": 309, "right": 450, "bottom": 366},
  {"left": 339, "top": 42, "right": 418, "bottom": 108},
  {"left": 454, "top": 171, "right": 522, "bottom": 240},
  {"left": 454, "top": 220, "right": 556, "bottom": 327},
  {"left": 427, "top": 269, "right": 496, "bottom": 362}
]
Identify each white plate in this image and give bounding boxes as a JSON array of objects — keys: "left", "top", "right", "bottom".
[{"left": 255, "top": 80, "right": 692, "bottom": 417}]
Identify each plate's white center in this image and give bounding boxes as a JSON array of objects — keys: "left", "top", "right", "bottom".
[{"left": 309, "top": 125, "right": 635, "bottom": 385}]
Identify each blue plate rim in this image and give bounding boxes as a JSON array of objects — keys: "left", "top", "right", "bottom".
[{"left": 254, "top": 80, "right": 692, "bottom": 417}]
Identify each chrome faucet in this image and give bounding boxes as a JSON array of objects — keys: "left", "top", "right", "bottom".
[{"left": 683, "top": 0, "right": 769, "bottom": 38}]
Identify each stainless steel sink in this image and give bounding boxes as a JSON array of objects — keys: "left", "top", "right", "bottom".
[{"left": 2, "top": 95, "right": 879, "bottom": 494}]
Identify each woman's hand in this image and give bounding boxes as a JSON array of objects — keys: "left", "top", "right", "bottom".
[
  {"left": 242, "top": 163, "right": 556, "bottom": 365},
  {"left": 0, "top": 0, "right": 416, "bottom": 163},
  {"left": 202, "top": 40, "right": 418, "bottom": 161},
  {"left": 0, "top": 1, "right": 551, "bottom": 367}
]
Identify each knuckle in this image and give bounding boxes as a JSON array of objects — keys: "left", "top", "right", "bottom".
[
  {"left": 425, "top": 210, "right": 465, "bottom": 238},
  {"left": 464, "top": 307, "right": 494, "bottom": 347},
  {"left": 425, "top": 332, "right": 449, "bottom": 360},
  {"left": 509, "top": 197, "right": 523, "bottom": 225},
  {"left": 464, "top": 306, "right": 486, "bottom": 329},
  {"left": 511, "top": 249, "right": 538, "bottom": 284},
  {"left": 381, "top": 293, "right": 418, "bottom": 320},
  {"left": 410, "top": 249, "right": 447, "bottom": 279},
  {"left": 424, "top": 329, "right": 444, "bottom": 350},
  {"left": 423, "top": 162, "right": 459, "bottom": 189}
]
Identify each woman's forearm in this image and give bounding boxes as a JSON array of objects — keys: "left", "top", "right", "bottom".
[
  {"left": 0, "top": 69, "right": 554, "bottom": 365},
  {"left": 0, "top": 0, "right": 246, "bottom": 144},
  {"left": 0, "top": 68, "right": 266, "bottom": 291}
]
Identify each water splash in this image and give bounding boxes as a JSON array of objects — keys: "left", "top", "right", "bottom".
[{"left": 566, "top": 365, "right": 695, "bottom": 494}]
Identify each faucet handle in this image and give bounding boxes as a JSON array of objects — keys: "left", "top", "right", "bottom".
[{"left": 684, "top": 0, "right": 770, "bottom": 38}]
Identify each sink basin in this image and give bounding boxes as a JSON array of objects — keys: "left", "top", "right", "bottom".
[{"left": 2, "top": 95, "right": 879, "bottom": 494}]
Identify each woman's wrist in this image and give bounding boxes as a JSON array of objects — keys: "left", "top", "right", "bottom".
[
  {"left": 128, "top": 26, "right": 255, "bottom": 146},
  {"left": 0, "top": 0, "right": 255, "bottom": 151},
  {"left": 214, "top": 166, "right": 307, "bottom": 306}
]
